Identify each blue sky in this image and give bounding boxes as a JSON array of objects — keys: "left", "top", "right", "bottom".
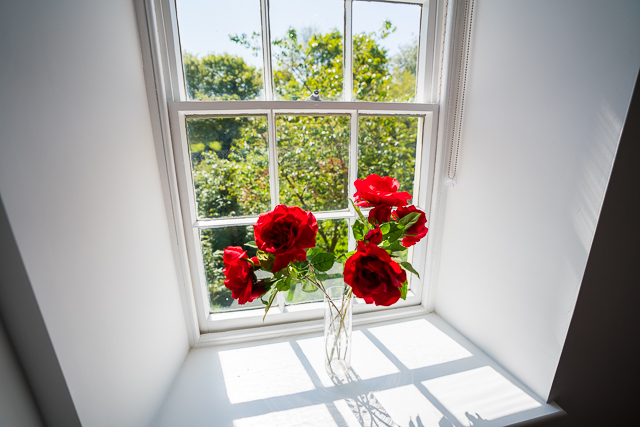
[{"left": 176, "top": 0, "right": 421, "bottom": 68}]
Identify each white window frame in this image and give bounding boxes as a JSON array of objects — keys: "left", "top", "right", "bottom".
[{"left": 137, "top": 0, "right": 450, "bottom": 344}]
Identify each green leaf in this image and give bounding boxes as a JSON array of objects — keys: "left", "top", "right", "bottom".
[
  {"left": 307, "top": 247, "right": 323, "bottom": 258},
  {"left": 385, "top": 228, "right": 404, "bottom": 243},
  {"left": 257, "top": 250, "right": 275, "bottom": 272},
  {"left": 400, "top": 261, "right": 420, "bottom": 279},
  {"left": 380, "top": 223, "right": 391, "bottom": 234},
  {"left": 398, "top": 212, "right": 421, "bottom": 229},
  {"left": 400, "top": 280, "right": 408, "bottom": 300},
  {"left": 244, "top": 241, "right": 258, "bottom": 249},
  {"left": 352, "top": 220, "right": 365, "bottom": 241},
  {"left": 311, "top": 252, "right": 335, "bottom": 272},
  {"left": 336, "top": 250, "right": 356, "bottom": 263},
  {"left": 314, "top": 270, "right": 329, "bottom": 281},
  {"left": 383, "top": 242, "right": 406, "bottom": 252}
]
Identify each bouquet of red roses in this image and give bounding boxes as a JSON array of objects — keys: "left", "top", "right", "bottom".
[{"left": 221, "top": 174, "right": 428, "bottom": 316}]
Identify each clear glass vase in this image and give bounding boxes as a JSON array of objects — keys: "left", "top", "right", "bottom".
[{"left": 324, "top": 285, "right": 353, "bottom": 378}]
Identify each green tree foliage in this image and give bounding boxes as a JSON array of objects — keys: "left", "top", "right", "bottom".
[
  {"left": 183, "top": 52, "right": 262, "bottom": 101},
  {"left": 183, "top": 24, "right": 421, "bottom": 310}
]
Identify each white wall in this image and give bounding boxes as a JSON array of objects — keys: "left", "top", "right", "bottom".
[
  {"left": 435, "top": 0, "right": 640, "bottom": 400},
  {"left": 0, "top": 1, "right": 189, "bottom": 426},
  {"left": 0, "top": 318, "right": 43, "bottom": 427}
]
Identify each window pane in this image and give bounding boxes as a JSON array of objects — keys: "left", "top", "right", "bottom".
[
  {"left": 358, "top": 115, "right": 419, "bottom": 195},
  {"left": 187, "top": 116, "right": 271, "bottom": 219},
  {"left": 270, "top": 0, "right": 344, "bottom": 101},
  {"left": 200, "top": 226, "right": 267, "bottom": 312},
  {"left": 176, "top": 0, "right": 264, "bottom": 100},
  {"left": 277, "top": 115, "right": 350, "bottom": 211},
  {"left": 353, "top": 1, "right": 421, "bottom": 102},
  {"left": 285, "top": 219, "right": 349, "bottom": 305}
]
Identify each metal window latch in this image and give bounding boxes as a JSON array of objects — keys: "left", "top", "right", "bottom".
[{"left": 309, "top": 90, "right": 321, "bottom": 101}]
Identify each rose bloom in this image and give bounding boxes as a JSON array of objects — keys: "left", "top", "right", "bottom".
[
  {"left": 222, "top": 247, "right": 266, "bottom": 305},
  {"left": 344, "top": 241, "right": 407, "bottom": 306},
  {"left": 253, "top": 204, "right": 318, "bottom": 272},
  {"left": 392, "top": 205, "right": 428, "bottom": 247},
  {"left": 354, "top": 174, "right": 412, "bottom": 225},
  {"left": 354, "top": 174, "right": 412, "bottom": 207},
  {"left": 364, "top": 226, "right": 383, "bottom": 245}
]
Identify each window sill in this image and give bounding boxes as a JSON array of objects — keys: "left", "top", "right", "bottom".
[
  {"left": 156, "top": 312, "right": 565, "bottom": 426},
  {"left": 201, "top": 296, "right": 425, "bottom": 344}
]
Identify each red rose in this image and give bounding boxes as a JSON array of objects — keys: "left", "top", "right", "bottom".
[
  {"left": 368, "top": 204, "right": 392, "bottom": 225},
  {"left": 253, "top": 204, "right": 318, "bottom": 272},
  {"left": 344, "top": 241, "right": 407, "bottom": 306},
  {"left": 223, "top": 247, "right": 266, "bottom": 305},
  {"left": 354, "top": 174, "right": 412, "bottom": 208},
  {"left": 364, "top": 226, "right": 383, "bottom": 245},
  {"left": 392, "top": 205, "right": 428, "bottom": 247}
]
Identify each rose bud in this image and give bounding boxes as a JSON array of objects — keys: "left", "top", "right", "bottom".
[
  {"left": 253, "top": 204, "right": 318, "bottom": 272},
  {"left": 222, "top": 247, "right": 266, "bottom": 304},
  {"left": 368, "top": 204, "right": 392, "bottom": 225},
  {"left": 364, "top": 226, "right": 383, "bottom": 245},
  {"left": 392, "top": 205, "right": 428, "bottom": 247},
  {"left": 344, "top": 241, "right": 407, "bottom": 306}
]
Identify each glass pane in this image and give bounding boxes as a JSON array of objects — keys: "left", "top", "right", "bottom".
[
  {"left": 285, "top": 219, "right": 349, "bottom": 304},
  {"left": 176, "top": 0, "right": 264, "bottom": 100},
  {"left": 277, "top": 115, "right": 350, "bottom": 211},
  {"left": 358, "top": 115, "right": 419, "bottom": 195},
  {"left": 200, "top": 226, "right": 268, "bottom": 312},
  {"left": 187, "top": 116, "right": 271, "bottom": 219},
  {"left": 353, "top": 1, "right": 421, "bottom": 102},
  {"left": 270, "top": 0, "right": 344, "bottom": 101}
]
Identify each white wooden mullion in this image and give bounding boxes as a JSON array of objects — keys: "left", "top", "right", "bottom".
[
  {"left": 344, "top": 0, "right": 354, "bottom": 102},
  {"left": 267, "top": 110, "right": 280, "bottom": 209},
  {"left": 415, "top": 2, "right": 430, "bottom": 103},
  {"left": 260, "top": 0, "right": 275, "bottom": 101},
  {"left": 169, "top": 100, "right": 438, "bottom": 113},
  {"left": 347, "top": 109, "right": 358, "bottom": 251}
]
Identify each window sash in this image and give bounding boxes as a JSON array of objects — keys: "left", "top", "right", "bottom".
[
  {"left": 166, "top": 0, "right": 438, "bottom": 104},
  {"left": 147, "top": 0, "right": 444, "bottom": 335},
  {"left": 168, "top": 101, "right": 438, "bottom": 332}
]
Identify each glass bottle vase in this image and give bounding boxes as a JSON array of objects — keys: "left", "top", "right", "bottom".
[{"left": 324, "top": 285, "right": 353, "bottom": 378}]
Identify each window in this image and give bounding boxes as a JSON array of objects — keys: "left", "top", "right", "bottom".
[{"left": 148, "top": 0, "right": 444, "bottom": 334}]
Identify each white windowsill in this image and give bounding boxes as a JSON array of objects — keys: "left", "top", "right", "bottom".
[{"left": 155, "top": 312, "right": 565, "bottom": 426}]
